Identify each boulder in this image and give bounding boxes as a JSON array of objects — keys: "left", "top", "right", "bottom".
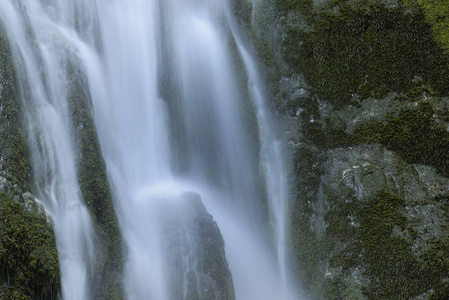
[{"left": 161, "top": 192, "right": 235, "bottom": 300}]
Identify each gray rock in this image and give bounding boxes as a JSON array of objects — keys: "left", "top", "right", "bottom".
[{"left": 160, "top": 192, "right": 235, "bottom": 300}]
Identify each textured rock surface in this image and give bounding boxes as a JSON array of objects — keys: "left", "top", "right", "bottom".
[
  {"left": 243, "top": 0, "right": 449, "bottom": 298},
  {"left": 161, "top": 192, "right": 235, "bottom": 300}
]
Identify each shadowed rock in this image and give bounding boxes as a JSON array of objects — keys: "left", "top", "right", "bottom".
[{"left": 160, "top": 192, "right": 235, "bottom": 300}]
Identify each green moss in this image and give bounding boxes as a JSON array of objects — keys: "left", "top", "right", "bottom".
[
  {"left": 358, "top": 192, "right": 414, "bottom": 298},
  {"left": 354, "top": 100, "right": 449, "bottom": 178},
  {"left": 0, "top": 193, "right": 60, "bottom": 299},
  {"left": 359, "top": 192, "right": 449, "bottom": 298},
  {"left": 0, "top": 19, "right": 60, "bottom": 298},
  {"left": 67, "top": 62, "right": 124, "bottom": 300},
  {"left": 231, "top": 0, "right": 253, "bottom": 29},
  {"left": 323, "top": 188, "right": 449, "bottom": 299},
  {"left": 281, "top": 0, "right": 449, "bottom": 108},
  {"left": 404, "top": 0, "right": 449, "bottom": 52},
  {"left": 290, "top": 103, "right": 327, "bottom": 298},
  {"left": 276, "top": 0, "right": 313, "bottom": 16},
  {"left": 0, "top": 21, "right": 30, "bottom": 186}
]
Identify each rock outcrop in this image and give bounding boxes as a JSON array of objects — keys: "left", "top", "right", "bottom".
[{"left": 161, "top": 192, "right": 235, "bottom": 300}]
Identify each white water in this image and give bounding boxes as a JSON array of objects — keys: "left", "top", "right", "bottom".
[
  {"left": 0, "top": 2, "right": 96, "bottom": 299},
  {"left": 229, "top": 20, "right": 294, "bottom": 298},
  {"left": 0, "top": 0, "right": 299, "bottom": 299}
]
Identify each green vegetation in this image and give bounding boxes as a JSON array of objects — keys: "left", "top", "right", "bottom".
[
  {"left": 0, "top": 21, "right": 30, "bottom": 186},
  {"left": 405, "top": 0, "right": 449, "bottom": 52},
  {"left": 280, "top": 0, "right": 449, "bottom": 108},
  {"left": 231, "top": 0, "right": 253, "bottom": 29},
  {"left": 325, "top": 190, "right": 449, "bottom": 299},
  {"left": 67, "top": 62, "right": 124, "bottom": 300},
  {"left": 254, "top": 0, "right": 449, "bottom": 298},
  {"left": 277, "top": 0, "right": 313, "bottom": 16},
  {"left": 0, "top": 193, "right": 60, "bottom": 299},
  {"left": 0, "top": 19, "right": 60, "bottom": 298},
  {"left": 357, "top": 192, "right": 420, "bottom": 299},
  {"left": 354, "top": 100, "right": 449, "bottom": 178},
  {"left": 290, "top": 98, "right": 327, "bottom": 299}
]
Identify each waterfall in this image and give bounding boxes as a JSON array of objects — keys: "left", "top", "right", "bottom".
[
  {"left": 228, "top": 19, "right": 294, "bottom": 299},
  {"left": 0, "top": 0, "right": 300, "bottom": 299},
  {"left": 0, "top": 2, "right": 96, "bottom": 299}
]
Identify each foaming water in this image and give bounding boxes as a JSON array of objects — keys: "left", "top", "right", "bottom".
[{"left": 0, "top": 0, "right": 300, "bottom": 299}]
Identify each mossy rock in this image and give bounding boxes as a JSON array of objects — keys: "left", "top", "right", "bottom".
[
  {"left": 321, "top": 145, "right": 449, "bottom": 299},
  {"left": 250, "top": 0, "right": 449, "bottom": 298},
  {"left": 353, "top": 99, "right": 449, "bottom": 178},
  {"left": 0, "top": 18, "right": 60, "bottom": 299},
  {"left": 0, "top": 192, "right": 60, "bottom": 299},
  {"left": 67, "top": 61, "right": 124, "bottom": 300},
  {"left": 281, "top": 0, "right": 449, "bottom": 108},
  {"left": 0, "top": 19, "right": 30, "bottom": 186},
  {"left": 231, "top": 0, "right": 253, "bottom": 29}
]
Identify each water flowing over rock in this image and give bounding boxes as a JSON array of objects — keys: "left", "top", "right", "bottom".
[
  {"left": 161, "top": 192, "right": 235, "bottom": 300},
  {"left": 0, "top": 0, "right": 298, "bottom": 299},
  {"left": 5, "top": 0, "right": 449, "bottom": 298},
  {"left": 0, "top": 19, "right": 60, "bottom": 299}
]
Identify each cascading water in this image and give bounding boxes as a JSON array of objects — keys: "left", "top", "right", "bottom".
[
  {"left": 228, "top": 19, "right": 294, "bottom": 298},
  {"left": 0, "top": 0, "right": 300, "bottom": 299},
  {"left": 0, "top": 2, "right": 96, "bottom": 299}
]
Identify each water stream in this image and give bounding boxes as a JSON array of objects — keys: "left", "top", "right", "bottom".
[{"left": 0, "top": 0, "right": 299, "bottom": 299}]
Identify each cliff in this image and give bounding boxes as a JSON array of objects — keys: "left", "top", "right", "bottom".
[{"left": 243, "top": 0, "right": 449, "bottom": 298}]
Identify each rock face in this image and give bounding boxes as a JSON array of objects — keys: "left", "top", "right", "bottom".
[
  {"left": 161, "top": 192, "right": 235, "bottom": 300},
  {"left": 322, "top": 145, "right": 449, "bottom": 299},
  {"left": 242, "top": 0, "right": 449, "bottom": 298}
]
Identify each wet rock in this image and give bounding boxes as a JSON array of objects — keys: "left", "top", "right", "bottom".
[{"left": 161, "top": 192, "right": 235, "bottom": 300}]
